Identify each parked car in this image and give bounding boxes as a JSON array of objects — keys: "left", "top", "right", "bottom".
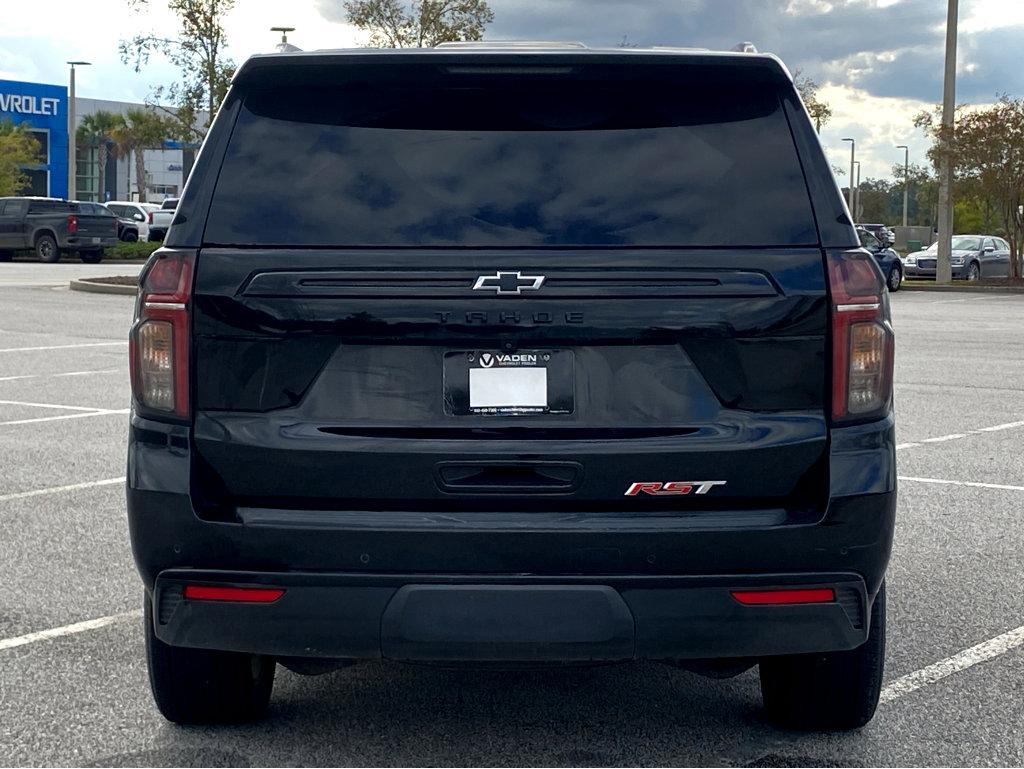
[
  {"left": 858, "top": 222, "right": 895, "bottom": 247},
  {"left": 160, "top": 197, "right": 180, "bottom": 210},
  {"left": 0, "top": 197, "right": 118, "bottom": 263},
  {"left": 128, "top": 44, "right": 895, "bottom": 731},
  {"left": 107, "top": 207, "right": 140, "bottom": 242},
  {"left": 107, "top": 201, "right": 162, "bottom": 242},
  {"left": 147, "top": 201, "right": 176, "bottom": 241},
  {"left": 858, "top": 226, "right": 902, "bottom": 291},
  {"left": 904, "top": 235, "right": 1012, "bottom": 280}
]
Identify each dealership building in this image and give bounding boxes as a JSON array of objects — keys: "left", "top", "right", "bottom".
[{"left": 0, "top": 77, "right": 198, "bottom": 203}]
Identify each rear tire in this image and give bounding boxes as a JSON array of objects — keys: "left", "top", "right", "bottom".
[
  {"left": 35, "top": 234, "right": 59, "bottom": 263},
  {"left": 887, "top": 264, "right": 902, "bottom": 292},
  {"left": 759, "top": 582, "right": 886, "bottom": 730},
  {"left": 79, "top": 250, "right": 104, "bottom": 264},
  {"left": 123, "top": 230, "right": 138, "bottom": 242},
  {"left": 144, "top": 596, "right": 275, "bottom": 724}
]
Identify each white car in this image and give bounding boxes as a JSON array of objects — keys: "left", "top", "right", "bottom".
[{"left": 106, "top": 201, "right": 162, "bottom": 242}]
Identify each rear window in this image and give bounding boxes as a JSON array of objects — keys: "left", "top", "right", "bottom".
[{"left": 205, "top": 78, "right": 817, "bottom": 248}]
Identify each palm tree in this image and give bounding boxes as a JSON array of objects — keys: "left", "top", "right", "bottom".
[
  {"left": 77, "top": 110, "right": 121, "bottom": 202},
  {"left": 111, "top": 108, "right": 168, "bottom": 203}
]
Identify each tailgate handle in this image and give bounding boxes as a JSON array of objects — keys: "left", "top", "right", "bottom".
[{"left": 435, "top": 461, "right": 582, "bottom": 494}]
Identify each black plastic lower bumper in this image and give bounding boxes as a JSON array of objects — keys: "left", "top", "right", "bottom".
[{"left": 152, "top": 570, "right": 871, "bottom": 662}]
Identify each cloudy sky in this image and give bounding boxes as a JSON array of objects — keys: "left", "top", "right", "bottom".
[{"left": 1, "top": 0, "right": 1022, "bottom": 181}]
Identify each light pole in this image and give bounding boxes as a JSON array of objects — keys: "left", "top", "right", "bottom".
[
  {"left": 896, "top": 145, "right": 910, "bottom": 227},
  {"left": 936, "top": 0, "right": 959, "bottom": 284},
  {"left": 271, "top": 26, "right": 300, "bottom": 53},
  {"left": 853, "top": 161, "right": 862, "bottom": 221},
  {"left": 842, "top": 138, "right": 856, "bottom": 216},
  {"left": 66, "top": 61, "right": 91, "bottom": 201}
]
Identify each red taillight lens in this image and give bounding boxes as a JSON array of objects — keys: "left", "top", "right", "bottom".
[
  {"left": 148, "top": 211, "right": 154, "bottom": 224},
  {"left": 731, "top": 588, "right": 835, "bottom": 605},
  {"left": 827, "top": 250, "right": 894, "bottom": 422},
  {"left": 183, "top": 585, "right": 285, "bottom": 603},
  {"left": 130, "top": 249, "right": 195, "bottom": 419},
  {"left": 67, "top": 214, "right": 77, "bottom": 234}
]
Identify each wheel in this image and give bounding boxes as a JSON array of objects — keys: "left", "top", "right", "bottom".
[
  {"left": 79, "top": 250, "right": 104, "bottom": 264},
  {"left": 967, "top": 261, "right": 981, "bottom": 281},
  {"left": 759, "top": 582, "right": 886, "bottom": 730},
  {"left": 35, "top": 233, "right": 59, "bottom": 263},
  {"left": 144, "top": 595, "right": 275, "bottom": 724},
  {"left": 123, "top": 229, "right": 139, "bottom": 242},
  {"left": 887, "top": 264, "right": 902, "bottom": 292}
]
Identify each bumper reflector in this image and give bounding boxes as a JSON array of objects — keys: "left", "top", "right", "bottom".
[
  {"left": 730, "top": 588, "right": 835, "bottom": 605},
  {"left": 183, "top": 585, "right": 285, "bottom": 603}
]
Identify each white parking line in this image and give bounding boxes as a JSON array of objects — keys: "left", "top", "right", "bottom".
[
  {"left": 0, "top": 369, "right": 120, "bottom": 382},
  {"left": 0, "top": 477, "right": 124, "bottom": 503},
  {"left": 0, "top": 409, "right": 129, "bottom": 427},
  {"left": 898, "top": 475, "right": 1024, "bottom": 492},
  {"left": 0, "top": 398, "right": 111, "bottom": 412},
  {"left": 880, "top": 624, "right": 1024, "bottom": 703},
  {"left": 0, "top": 341, "right": 126, "bottom": 353},
  {"left": 0, "top": 611, "right": 141, "bottom": 652},
  {"left": 896, "top": 418, "right": 1024, "bottom": 451}
]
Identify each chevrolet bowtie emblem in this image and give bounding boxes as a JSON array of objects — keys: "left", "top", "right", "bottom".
[{"left": 472, "top": 271, "right": 546, "bottom": 295}]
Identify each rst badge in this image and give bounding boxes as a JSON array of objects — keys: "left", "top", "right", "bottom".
[{"left": 624, "top": 481, "right": 727, "bottom": 496}]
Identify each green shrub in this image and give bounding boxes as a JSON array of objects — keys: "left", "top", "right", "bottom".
[{"left": 106, "top": 241, "right": 162, "bottom": 260}]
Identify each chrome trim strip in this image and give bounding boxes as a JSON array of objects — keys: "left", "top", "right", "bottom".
[
  {"left": 144, "top": 302, "right": 186, "bottom": 311},
  {"left": 836, "top": 302, "right": 880, "bottom": 312}
]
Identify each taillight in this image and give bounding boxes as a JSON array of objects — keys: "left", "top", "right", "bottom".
[
  {"left": 148, "top": 211, "right": 154, "bottom": 224},
  {"left": 130, "top": 249, "right": 195, "bottom": 419},
  {"left": 67, "top": 214, "right": 77, "bottom": 234},
  {"left": 183, "top": 585, "right": 285, "bottom": 603},
  {"left": 827, "top": 250, "right": 894, "bottom": 422}
]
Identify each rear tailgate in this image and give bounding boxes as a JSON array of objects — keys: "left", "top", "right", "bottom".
[
  {"left": 185, "top": 54, "right": 831, "bottom": 520},
  {"left": 73, "top": 207, "right": 118, "bottom": 242}
]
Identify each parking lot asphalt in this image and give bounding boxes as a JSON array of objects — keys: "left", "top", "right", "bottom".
[{"left": 1, "top": 274, "right": 1023, "bottom": 767}]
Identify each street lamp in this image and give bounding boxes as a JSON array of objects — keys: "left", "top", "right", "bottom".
[
  {"left": 853, "top": 161, "right": 861, "bottom": 221},
  {"left": 271, "top": 26, "right": 300, "bottom": 53},
  {"left": 66, "top": 61, "right": 91, "bottom": 201},
  {"left": 896, "top": 145, "right": 910, "bottom": 227},
  {"left": 936, "top": 0, "right": 959, "bottom": 284},
  {"left": 842, "top": 138, "right": 856, "bottom": 215}
]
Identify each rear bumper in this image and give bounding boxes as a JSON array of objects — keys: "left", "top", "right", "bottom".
[
  {"left": 151, "top": 570, "right": 872, "bottom": 661},
  {"left": 66, "top": 236, "right": 118, "bottom": 249},
  {"left": 129, "top": 413, "right": 895, "bottom": 662}
]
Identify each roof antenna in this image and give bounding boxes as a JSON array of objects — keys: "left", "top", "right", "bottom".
[{"left": 271, "top": 27, "right": 301, "bottom": 53}]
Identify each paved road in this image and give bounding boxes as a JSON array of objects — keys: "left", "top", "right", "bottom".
[{"left": 1, "top": 280, "right": 1023, "bottom": 766}]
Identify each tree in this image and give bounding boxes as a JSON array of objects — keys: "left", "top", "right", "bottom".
[
  {"left": 794, "top": 71, "right": 833, "bottom": 133},
  {"left": 77, "top": 111, "right": 122, "bottom": 202},
  {"left": 112, "top": 109, "right": 170, "bottom": 203},
  {"left": 120, "top": 0, "right": 235, "bottom": 143},
  {"left": 0, "top": 121, "right": 40, "bottom": 196},
  {"left": 917, "top": 97, "right": 1024, "bottom": 278},
  {"left": 344, "top": 0, "right": 494, "bottom": 48}
]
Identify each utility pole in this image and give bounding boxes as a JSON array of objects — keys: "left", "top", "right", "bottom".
[
  {"left": 66, "top": 61, "right": 91, "bottom": 200},
  {"left": 853, "top": 161, "right": 861, "bottom": 221},
  {"left": 897, "top": 145, "right": 910, "bottom": 227},
  {"left": 842, "top": 138, "right": 856, "bottom": 216},
  {"left": 936, "top": 0, "right": 959, "bottom": 284}
]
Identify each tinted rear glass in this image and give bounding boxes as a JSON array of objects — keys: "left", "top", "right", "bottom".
[{"left": 205, "top": 78, "right": 817, "bottom": 247}]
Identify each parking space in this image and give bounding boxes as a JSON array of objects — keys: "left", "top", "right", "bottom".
[{"left": 1, "top": 282, "right": 1023, "bottom": 766}]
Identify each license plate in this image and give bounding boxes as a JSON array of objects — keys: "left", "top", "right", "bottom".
[
  {"left": 443, "top": 350, "right": 574, "bottom": 415},
  {"left": 91, "top": 237, "right": 101, "bottom": 244}
]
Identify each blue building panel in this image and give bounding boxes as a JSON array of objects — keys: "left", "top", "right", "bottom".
[{"left": 0, "top": 79, "right": 69, "bottom": 198}]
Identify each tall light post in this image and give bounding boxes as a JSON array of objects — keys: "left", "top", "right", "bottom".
[
  {"left": 896, "top": 145, "right": 910, "bottom": 227},
  {"left": 842, "top": 138, "right": 856, "bottom": 215},
  {"left": 853, "top": 161, "right": 861, "bottom": 221},
  {"left": 936, "top": 0, "right": 959, "bottom": 284},
  {"left": 66, "top": 61, "right": 91, "bottom": 201}
]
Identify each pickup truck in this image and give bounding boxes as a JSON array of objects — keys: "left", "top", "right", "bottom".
[
  {"left": 0, "top": 197, "right": 119, "bottom": 262},
  {"left": 147, "top": 198, "right": 178, "bottom": 241}
]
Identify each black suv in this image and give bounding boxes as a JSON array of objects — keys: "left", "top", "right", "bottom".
[{"left": 128, "top": 45, "right": 896, "bottom": 730}]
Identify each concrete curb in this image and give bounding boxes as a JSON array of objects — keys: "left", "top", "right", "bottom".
[
  {"left": 69, "top": 279, "right": 138, "bottom": 296},
  {"left": 900, "top": 281, "right": 1024, "bottom": 294}
]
